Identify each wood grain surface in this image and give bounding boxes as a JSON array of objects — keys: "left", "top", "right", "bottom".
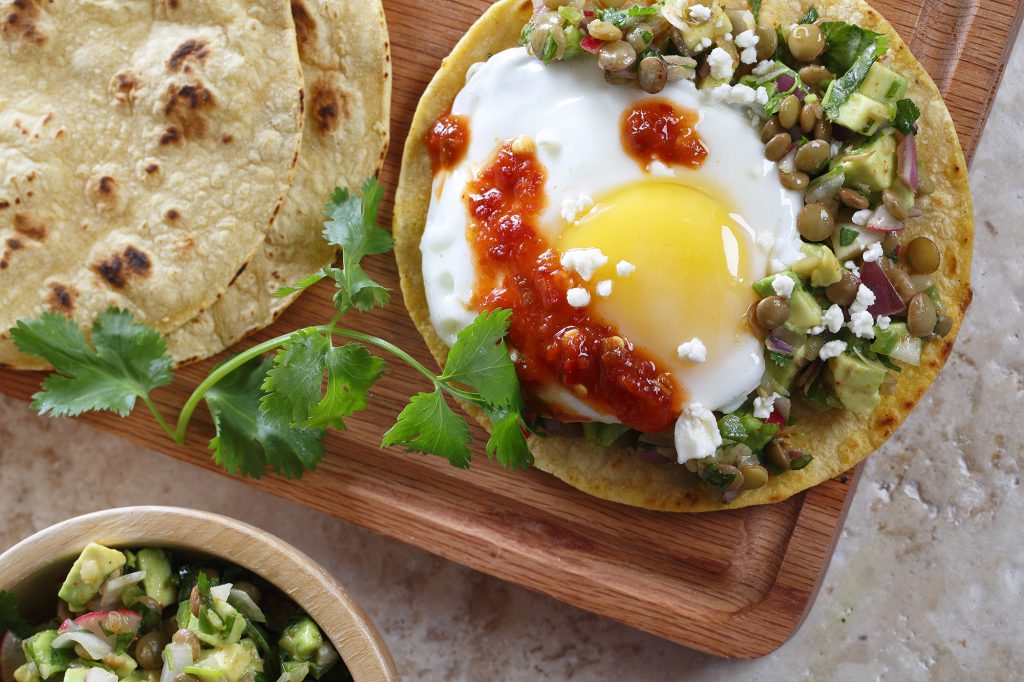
[
  {"left": 0, "top": 507, "right": 398, "bottom": 682},
  {"left": 1, "top": 0, "right": 1019, "bottom": 659}
]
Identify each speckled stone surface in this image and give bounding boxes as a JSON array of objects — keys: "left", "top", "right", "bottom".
[{"left": 2, "top": 28, "right": 1021, "bottom": 682}]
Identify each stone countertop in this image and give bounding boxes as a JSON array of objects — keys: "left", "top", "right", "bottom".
[{"left": 2, "top": 28, "right": 1021, "bottom": 682}]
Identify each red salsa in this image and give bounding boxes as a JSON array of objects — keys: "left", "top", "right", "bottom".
[
  {"left": 621, "top": 98, "right": 707, "bottom": 170},
  {"left": 426, "top": 113, "right": 471, "bottom": 173},
  {"left": 466, "top": 142, "right": 680, "bottom": 433}
]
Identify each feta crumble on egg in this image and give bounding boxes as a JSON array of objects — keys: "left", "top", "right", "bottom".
[
  {"left": 596, "top": 279, "right": 613, "bottom": 297},
  {"left": 819, "top": 340, "right": 848, "bottom": 361},
  {"left": 756, "top": 232, "right": 776, "bottom": 251},
  {"left": 674, "top": 403, "right": 723, "bottom": 464},
  {"left": 560, "top": 247, "right": 608, "bottom": 281},
  {"left": 677, "top": 338, "right": 707, "bottom": 363},
  {"left": 753, "top": 392, "right": 781, "bottom": 420},
  {"left": 707, "top": 47, "right": 734, "bottom": 80},
  {"left": 772, "top": 274, "right": 796, "bottom": 299},
  {"left": 535, "top": 130, "right": 560, "bottom": 152},
  {"left": 616, "top": 260, "right": 636, "bottom": 277},
  {"left": 852, "top": 209, "right": 872, "bottom": 226},
  {"left": 560, "top": 194, "right": 594, "bottom": 223},
  {"left": 862, "top": 241, "right": 884, "bottom": 263},
  {"left": 648, "top": 160, "right": 675, "bottom": 176},
  {"left": 566, "top": 287, "right": 591, "bottom": 308},
  {"left": 688, "top": 3, "right": 711, "bottom": 22}
]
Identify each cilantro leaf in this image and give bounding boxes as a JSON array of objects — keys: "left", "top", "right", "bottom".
[
  {"left": 822, "top": 39, "right": 882, "bottom": 120},
  {"left": 840, "top": 226, "right": 859, "bottom": 247},
  {"left": 749, "top": 0, "right": 762, "bottom": 21},
  {"left": 440, "top": 309, "right": 518, "bottom": 407},
  {"left": 260, "top": 330, "right": 330, "bottom": 428},
  {"left": 328, "top": 263, "right": 390, "bottom": 313},
  {"left": 206, "top": 357, "right": 325, "bottom": 479},
  {"left": 582, "top": 422, "right": 632, "bottom": 448},
  {"left": 799, "top": 6, "right": 819, "bottom": 23},
  {"left": 382, "top": 390, "right": 473, "bottom": 468},
  {"left": 306, "top": 344, "right": 387, "bottom": 429},
  {"left": 322, "top": 178, "right": 393, "bottom": 314},
  {"left": 892, "top": 98, "right": 921, "bottom": 135},
  {"left": 485, "top": 409, "right": 533, "bottom": 471},
  {"left": 774, "top": 26, "right": 793, "bottom": 65},
  {"left": 598, "top": 5, "right": 658, "bottom": 27},
  {"left": 0, "top": 591, "right": 31, "bottom": 637},
  {"left": 11, "top": 309, "right": 173, "bottom": 418},
  {"left": 819, "top": 21, "right": 888, "bottom": 75},
  {"left": 275, "top": 270, "right": 329, "bottom": 298}
]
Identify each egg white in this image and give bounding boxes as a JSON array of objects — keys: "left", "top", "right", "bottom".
[{"left": 421, "top": 47, "right": 803, "bottom": 419}]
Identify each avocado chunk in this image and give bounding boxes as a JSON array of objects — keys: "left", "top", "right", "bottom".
[
  {"left": 793, "top": 244, "right": 843, "bottom": 287},
  {"left": 827, "top": 351, "right": 887, "bottom": 415},
  {"left": 187, "top": 601, "right": 246, "bottom": 648},
  {"left": 190, "top": 640, "right": 261, "bottom": 682},
  {"left": 832, "top": 131, "right": 898, "bottom": 193},
  {"left": 277, "top": 663, "right": 310, "bottom": 682},
  {"left": 869, "top": 322, "right": 909, "bottom": 355},
  {"left": 832, "top": 91, "right": 891, "bottom": 136},
  {"left": 61, "top": 670, "right": 87, "bottom": 682},
  {"left": 136, "top": 549, "right": 176, "bottom": 608},
  {"left": 278, "top": 617, "right": 321, "bottom": 662},
  {"left": 58, "top": 544, "right": 126, "bottom": 611},
  {"left": 858, "top": 62, "right": 908, "bottom": 103},
  {"left": 13, "top": 664, "right": 42, "bottom": 682},
  {"left": 21, "top": 632, "right": 72, "bottom": 680},
  {"left": 677, "top": 2, "right": 732, "bottom": 52}
]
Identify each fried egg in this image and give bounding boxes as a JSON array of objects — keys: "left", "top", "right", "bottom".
[{"left": 421, "top": 47, "right": 803, "bottom": 422}]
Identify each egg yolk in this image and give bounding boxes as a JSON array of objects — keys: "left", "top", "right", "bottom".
[{"left": 557, "top": 178, "right": 757, "bottom": 378}]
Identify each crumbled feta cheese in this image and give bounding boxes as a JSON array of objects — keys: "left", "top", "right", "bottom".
[
  {"left": 756, "top": 232, "right": 776, "bottom": 251},
  {"left": 752, "top": 393, "right": 781, "bottom": 420},
  {"left": 735, "top": 29, "right": 759, "bottom": 49},
  {"left": 877, "top": 315, "right": 891, "bottom": 330},
  {"left": 755, "top": 86, "right": 769, "bottom": 105},
  {"left": 850, "top": 283, "right": 876, "bottom": 315},
  {"left": 560, "top": 194, "right": 594, "bottom": 223},
  {"left": 740, "top": 47, "right": 758, "bottom": 64},
  {"left": 848, "top": 310, "right": 875, "bottom": 338},
  {"left": 772, "top": 274, "right": 795, "bottom": 299},
  {"left": 852, "top": 209, "right": 872, "bottom": 226},
  {"left": 724, "top": 32, "right": 733, "bottom": 41},
  {"left": 752, "top": 60, "right": 775, "bottom": 76},
  {"left": 566, "top": 287, "right": 591, "bottom": 308},
  {"left": 688, "top": 3, "right": 711, "bottom": 22},
  {"left": 730, "top": 83, "right": 757, "bottom": 104},
  {"left": 707, "top": 47, "right": 734, "bottom": 80},
  {"left": 701, "top": 37, "right": 712, "bottom": 48},
  {"left": 596, "top": 279, "right": 613, "bottom": 297},
  {"left": 536, "top": 130, "right": 560, "bottom": 152},
  {"left": 709, "top": 84, "right": 733, "bottom": 104},
  {"left": 809, "top": 325, "right": 825, "bottom": 336},
  {"left": 677, "top": 338, "right": 707, "bottom": 363},
  {"left": 844, "top": 260, "right": 861, "bottom": 277},
  {"left": 822, "top": 304, "right": 845, "bottom": 333},
  {"left": 648, "top": 160, "right": 674, "bottom": 176},
  {"left": 819, "top": 340, "right": 848, "bottom": 361},
  {"left": 616, "top": 260, "right": 636, "bottom": 277},
  {"left": 862, "top": 241, "right": 884, "bottom": 263},
  {"left": 674, "top": 403, "right": 723, "bottom": 464},
  {"left": 560, "top": 247, "right": 608, "bottom": 282}
]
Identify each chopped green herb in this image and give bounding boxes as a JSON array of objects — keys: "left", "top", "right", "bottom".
[
  {"left": 700, "top": 463, "right": 737, "bottom": 488},
  {"left": 819, "top": 21, "right": 889, "bottom": 75},
  {"left": 0, "top": 590, "right": 30, "bottom": 637},
  {"left": 822, "top": 38, "right": 883, "bottom": 119},
  {"left": 542, "top": 33, "right": 559, "bottom": 65},
  {"left": 749, "top": 0, "right": 762, "bottom": 22},
  {"left": 789, "top": 454, "right": 814, "bottom": 470},
  {"left": 768, "top": 351, "right": 793, "bottom": 368},
  {"left": 840, "top": 226, "right": 859, "bottom": 246},
  {"left": 598, "top": 5, "right": 659, "bottom": 27},
  {"left": 774, "top": 25, "right": 794, "bottom": 65},
  {"left": 892, "top": 98, "right": 921, "bottom": 135},
  {"left": 799, "top": 6, "right": 819, "bottom": 23},
  {"left": 583, "top": 422, "right": 632, "bottom": 448}
]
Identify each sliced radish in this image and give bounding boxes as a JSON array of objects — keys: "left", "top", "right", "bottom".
[
  {"left": 866, "top": 205, "right": 905, "bottom": 232},
  {"left": 1, "top": 631, "right": 25, "bottom": 682},
  {"left": 897, "top": 134, "right": 918, "bottom": 190},
  {"left": 73, "top": 610, "right": 142, "bottom": 639},
  {"left": 99, "top": 571, "right": 147, "bottom": 610},
  {"left": 51, "top": 632, "right": 113, "bottom": 660},
  {"left": 208, "top": 584, "right": 232, "bottom": 604}
]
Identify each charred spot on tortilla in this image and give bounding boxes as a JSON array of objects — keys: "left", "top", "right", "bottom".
[
  {"left": 167, "top": 38, "right": 211, "bottom": 73},
  {"left": 2, "top": 0, "right": 46, "bottom": 46},
  {"left": 95, "top": 246, "right": 152, "bottom": 288},
  {"left": 87, "top": 174, "right": 121, "bottom": 213},
  {"left": 144, "top": 164, "right": 160, "bottom": 175},
  {"left": 221, "top": 133, "right": 234, "bottom": 144},
  {"left": 0, "top": 200, "right": 9, "bottom": 210},
  {"left": 159, "top": 127, "right": 180, "bottom": 146},
  {"left": 6, "top": 238, "right": 22, "bottom": 251},
  {"left": 111, "top": 70, "right": 142, "bottom": 107},
  {"left": 12, "top": 212, "right": 46, "bottom": 241},
  {"left": 162, "top": 82, "right": 216, "bottom": 139},
  {"left": 290, "top": 0, "right": 316, "bottom": 55},
  {"left": 311, "top": 77, "right": 346, "bottom": 134},
  {"left": 47, "top": 283, "right": 77, "bottom": 313},
  {"left": 165, "top": 209, "right": 180, "bottom": 223},
  {"left": 229, "top": 263, "right": 247, "bottom": 285}
]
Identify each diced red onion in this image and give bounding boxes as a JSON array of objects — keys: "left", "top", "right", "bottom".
[
  {"left": 776, "top": 74, "right": 795, "bottom": 92},
  {"left": 766, "top": 335, "right": 795, "bottom": 355},
  {"left": 866, "top": 205, "right": 905, "bottom": 232},
  {"left": 209, "top": 583, "right": 232, "bottom": 603},
  {"left": 794, "top": 88, "right": 806, "bottom": 102},
  {"left": 860, "top": 261, "right": 907, "bottom": 316},
  {"left": 99, "top": 570, "right": 147, "bottom": 609},
  {"left": 771, "top": 396, "right": 792, "bottom": 424},
  {"left": 898, "top": 134, "right": 919, "bottom": 190},
  {"left": 580, "top": 35, "right": 602, "bottom": 54},
  {"left": 805, "top": 170, "right": 845, "bottom": 205},
  {"left": 52, "top": 632, "right": 112, "bottom": 660},
  {"left": 638, "top": 449, "right": 674, "bottom": 464}
]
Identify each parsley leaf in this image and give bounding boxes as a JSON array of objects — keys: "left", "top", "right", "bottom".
[
  {"left": 749, "top": 0, "right": 762, "bottom": 21},
  {"left": 11, "top": 309, "right": 172, "bottom": 418},
  {"left": 799, "top": 6, "right": 819, "bottom": 23},
  {"left": 260, "top": 330, "right": 330, "bottom": 428},
  {"left": 892, "top": 98, "right": 921, "bottom": 135},
  {"left": 440, "top": 309, "right": 518, "bottom": 407},
  {"left": 0, "top": 590, "right": 31, "bottom": 637},
  {"left": 382, "top": 390, "right": 473, "bottom": 468},
  {"left": 485, "top": 408, "right": 533, "bottom": 471},
  {"left": 306, "top": 344, "right": 387, "bottom": 429},
  {"left": 819, "top": 21, "right": 888, "bottom": 75},
  {"left": 323, "top": 178, "right": 393, "bottom": 313},
  {"left": 822, "top": 38, "right": 883, "bottom": 120},
  {"left": 206, "top": 357, "right": 326, "bottom": 479}
]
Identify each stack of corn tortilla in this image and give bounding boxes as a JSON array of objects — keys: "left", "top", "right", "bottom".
[{"left": 0, "top": 0, "right": 391, "bottom": 369}]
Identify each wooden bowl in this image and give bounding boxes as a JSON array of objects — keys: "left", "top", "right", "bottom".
[{"left": 0, "top": 506, "right": 398, "bottom": 682}]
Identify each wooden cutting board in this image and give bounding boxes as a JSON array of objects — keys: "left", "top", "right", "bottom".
[{"left": 1, "top": 0, "right": 1019, "bottom": 658}]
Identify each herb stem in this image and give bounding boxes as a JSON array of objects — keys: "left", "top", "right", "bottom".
[{"left": 142, "top": 395, "right": 177, "bottom": 441}]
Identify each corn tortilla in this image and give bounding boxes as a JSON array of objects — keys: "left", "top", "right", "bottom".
[{"left": 393, "top": 0, "right": 973, "bottom": 511}]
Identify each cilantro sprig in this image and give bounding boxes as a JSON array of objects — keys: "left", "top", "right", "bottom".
[
  {"left": 0, "top": 590, "right": 31, "bottom": 637},
  {"left": 11, "top": 179, "right": 532, "bottom": 478}
]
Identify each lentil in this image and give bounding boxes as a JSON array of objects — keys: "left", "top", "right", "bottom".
[
  {"left": 795, "top": 140, "right": 830, "bottom": 173},
  {"left": 740, "top": 465, "right": 769, "bottom": 490},
  {"left": 813, "top": 117, "right": 832, "bottom": 141},
  {"left": 597, "top": 40, "right": 637, "bottom": 71},
  {"left": 799, "top": 102, "right": 822, "bottom": 134},
  {"left": 827, "top": 271, "right": 860, "bottom": 305},
  {"left": 588, "top": 19, "right": 622, "bottom": 42},
  {"left": 761, "top": 116, "right": 781, "bottom": 143},
  {"left": 780, "top": 170, "right": 810, "bottom": 190},
  {"left": 933, "top": 315, "right": 954, "bottom": 337},
  {"left": 764, "top": 132, "right": 792, "bottom": 161},
  {"left": 637, "top": 56, "right": 668, "bottom": 94},
  {"left": 788, "top": 24, "right": 825, "bottom": 61},
  {"left": 756, "top": 296, "right": 791, "bottom": 328},
  {"left": 779, "top": 95, "right": 800, "bottom": 129},
  {"left": 905, "top": 236, "right": 940, "bottom": 274},
  {"left": 837, "top": 187, "right": 869, "bottom": 209},
  {"left": 172, "top": 628, "right": 202, "bottom": 661},
  {"left": 135, "top": 632, "right": 168, "bottom": 670},
  {"left": 625, "top": 25, "right": 652, "bottom": 52},
  {"left": 885, "top": 267, "right": 917, "bottom": 302},
  {"left": 798, "top": 64, "right": 833, "bottom": 89},
  {"left": 882, "top": 188, "right": 909, "bottom": 220},
  {"left": 755, "top": 24, "right": 778, "bottom": 61},
  {"left": 797, "top": 202, "right": 835, "bottom": 241},
  {"left": 908, "top": 293, "right": 937, "bottom": 337}
]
